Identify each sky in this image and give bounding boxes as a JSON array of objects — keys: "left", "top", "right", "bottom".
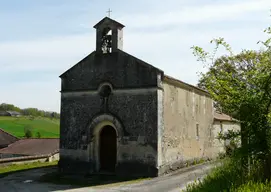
[{"left": 0, "top": 0, "right": 270, "bottom": 112}]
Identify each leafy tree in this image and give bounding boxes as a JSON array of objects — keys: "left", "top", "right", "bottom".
[
  {"left": 50, "top": 112, "right": 55, "bottom": 119},
  {"left": 29, "top": 116, "right": 35, "bottom": 121},
  {"left": 0, "top": 103, "right": 21, "bottom": 112},
  {"left": 24, "top": 125, "right": 33, "bottom": 138},
  {"left": 191, "top": 27, "right": 271, "bottom": 179},
  {"left": 36, "top": 132, "right": 41, "bottom": 138}
]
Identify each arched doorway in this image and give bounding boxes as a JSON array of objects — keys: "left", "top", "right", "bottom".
[{"left": 99, "top": 125, "right": 117, "bottom": 172}]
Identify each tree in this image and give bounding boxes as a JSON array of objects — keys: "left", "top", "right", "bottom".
[
  {"left": 50, "top": 112, "right": 55, "bottom": 119},
  {"left": 24, "top": 125, "right": 33, "bottom": 138},
  {"left": 0, "top": 103, "right": 21, "bottom": 112},
  {"left": 36, "top": 132, "right": 41, "bottom": 138},
  {"left": 191, "top": 28, "right": 271, "bottom": 179}
]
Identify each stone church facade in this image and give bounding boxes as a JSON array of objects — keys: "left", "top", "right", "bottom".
[{"left": 58, "top": 17, "right": 219, "bottom": 177}]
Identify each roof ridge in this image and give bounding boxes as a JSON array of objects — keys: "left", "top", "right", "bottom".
[
  {"left": 0, "top": 139, "right": 19, "bottom": 150},
  {"left": 93, "top": 16, "right": 125, "bottom": 29},
  {"left": 0, "top": 128, "right": 19, "bottom": 140},
  {"left": 163, "top": 75, "right": 210, "bottom": 95},
  {"left": 20, "top": 138, "right": 59, "bottom": 140}
]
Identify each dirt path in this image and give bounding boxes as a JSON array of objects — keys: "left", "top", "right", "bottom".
[{"left": 0, "top": 162, "right": 218, "bottom": 192}]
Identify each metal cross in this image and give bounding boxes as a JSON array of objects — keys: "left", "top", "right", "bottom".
[{"left": 106, "top": 8, "right": 112, "bottom": 17}]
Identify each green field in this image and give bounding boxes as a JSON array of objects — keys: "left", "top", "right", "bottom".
[{"left": 0, "top": 116, "right": 59, "bottom": 138}]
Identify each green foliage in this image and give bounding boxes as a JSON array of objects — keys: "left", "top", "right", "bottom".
[
  {"left": 0, "top": 103, "right": 21, "bottom": 112},
  {"left": 187, "top": 18, "right": 271, "bottom": 191},
  {"left": 28, "top": 116, "right": 35, "bottom": 121},
  {"left": 36, "top": 131, "right": 41, "bottom": 138},
  {"left": 231, "top": 180, "right": 271, "bottom": 192},
  {"left": 0, "top": 161, "right": 58, "bottom": 176},
  {"left": 184, "top": 156, "right": 265, "bottom": 192},
  {"left": 191, "top": 24, "right": 271, "bottom": 179},
  {"left": 217, "top": 129, "right": 240, "bottom": 156},
  {"left": 0, "top": 102, "right": 60, "bottom": 119},
  {"left": 185, "top": 158, "right": 242, "bottom": 192},
  {"left": 0, "top": 116, "right": 59, "bottom": 138},
  {"left": 24, "top": 124, "right": 33, "bottom": 138}
]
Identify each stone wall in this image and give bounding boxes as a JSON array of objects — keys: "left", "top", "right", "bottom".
[
  {"left": 59, "top": 89, "right": 158, "bottom": 176},
  {"left": 0, "top": 153, "right": 59, "bottom": 165},
  {"left": 212, "top": 120, "right": 240, "bottom": 155},
  {"left": 158, "top": 80, "right": 214, "bottom": 175},
  {"left": 60, "top": 51, "right": 161, "bottom": 91},
  {"left": 0, "top": 153, "right": 27, "bottom": 159}
]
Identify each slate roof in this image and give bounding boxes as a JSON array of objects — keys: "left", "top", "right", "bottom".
[
  {"left": 6, "top": 111, "right": 21, "bottom": 116},
  {"left": 0, "top": 129, "right": 19, "bottom": 148},
  {"left": 0, "top": 138, "right": 59, "bottom": 156},
  {"left": 0, "top": 111, "right": 11, "bottom": 116}
]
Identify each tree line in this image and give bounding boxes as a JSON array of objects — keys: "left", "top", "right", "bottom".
[{"left": 0, "top": 103, "right": 60, "bottom": 119}]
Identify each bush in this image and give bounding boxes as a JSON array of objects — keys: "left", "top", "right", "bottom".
[
  {"left": 36, "top": 132, "right": 41, "bottom": 138},
  {"left": 24, "top": 125, "right": 33, "bottom": 138}
]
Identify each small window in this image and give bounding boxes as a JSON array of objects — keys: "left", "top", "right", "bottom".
[
  {"left": 196, "top": 123, "right": 199, "bottom": 140},
  {"left": 220, "top": 121, "right": 223, "bottom": 134}
]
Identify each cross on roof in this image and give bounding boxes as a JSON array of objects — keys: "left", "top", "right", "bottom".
[{"left": 106, "top": 8, "right": 112, "bottom": 17}]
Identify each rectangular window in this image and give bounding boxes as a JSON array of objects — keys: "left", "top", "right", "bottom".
[
  {"left": 196, "top": 123, "right": 199, "bottom": 140},
  {"left": 220, "top": 121, "right": 223, "bottom": 134}
]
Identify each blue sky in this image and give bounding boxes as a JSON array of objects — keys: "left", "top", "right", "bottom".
[{"left": 0, "top": 0, "right": 270, "bottom": 112}]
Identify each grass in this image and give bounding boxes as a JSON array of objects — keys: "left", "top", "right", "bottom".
[
  {"left": 184, "top": 157, "right": 270, "bottom": 192},
  {"left": 0, "top": 161, "right": 58, "bottom": 178},
  {"left": 0, "top": 116, "right": 59, "bottom": 138},
  {"left": 231, "top": 180, "right": 271, "bottom": 192}
]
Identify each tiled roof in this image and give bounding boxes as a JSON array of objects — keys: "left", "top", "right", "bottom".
[
  {"left": 0, "top": 138, "right": 59, "bottom": 156},
  {"left": 0, "top": 129, "right": 19, "bottom": 148},
  {"left": 163, "top": 75, "right": 210, "bottom": 96},
  {"left": 214, "top": 112, "right": 238, "bottom": 122},
  {"left": 0, "top": 111, "right": 10, "bottom": 116}
]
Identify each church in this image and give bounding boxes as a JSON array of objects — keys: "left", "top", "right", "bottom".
[{"left": 58, "top": 16, "right": 235, "bottom": 177}]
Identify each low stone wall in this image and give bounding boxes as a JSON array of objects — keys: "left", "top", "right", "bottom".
[
  {"left": 158, "top": 157, "right": 212, "bottom": 176},
  {"left": 0, "top": 153, "right": 59, "bottom": 166}
]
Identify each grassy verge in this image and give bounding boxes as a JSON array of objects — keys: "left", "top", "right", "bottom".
[
  {"left": 184, "top": 157, "right": 270, "bottom": 192},
  {"left": 231, "top": 180, "right": 271, "bottom": 192},
  {"left": 0, "top": 161, "right": 58, "bottom": 178}
]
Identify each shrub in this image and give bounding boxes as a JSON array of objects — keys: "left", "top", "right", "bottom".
[
  {"left": 36, "top": 132, "right": 41, "bottom": 138},
  {"left": 24, "top": 125, "right": 33, "bottom": 138}
]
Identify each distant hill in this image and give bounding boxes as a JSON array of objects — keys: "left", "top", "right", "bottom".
[
  {"left": 0, "top": 116, "right": 59, "bottom": 138},
  {"left": 0, "top": 103, "right": 60, "bottom": 119}
]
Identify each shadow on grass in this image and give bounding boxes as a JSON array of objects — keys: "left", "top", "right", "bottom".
[
  {"left": 39, "top": 171, "right": 150, "bottom": 187},
  {"left": 0, "top": 164, "right": 57, "bottom": 179}
]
